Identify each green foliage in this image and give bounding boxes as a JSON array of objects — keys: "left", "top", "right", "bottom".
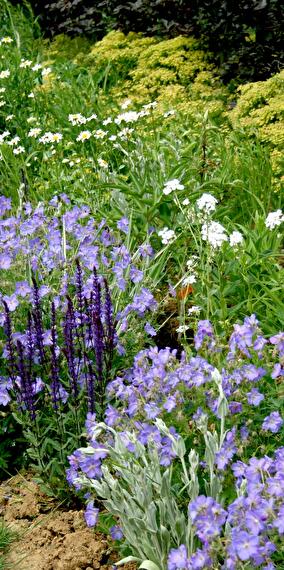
[
  {"left": 230, "top": 70, "right": 284, "bottom": 190},
  {"left": 0, "top": 411, "right": 26, "bottom": 480},
  {"left": 14, "top": 0, "right": 284, "bottom": 83}
]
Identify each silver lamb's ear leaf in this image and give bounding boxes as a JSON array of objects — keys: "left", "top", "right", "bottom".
[
  {"left": 139, "top": 560, "right": 161, "bottom": 570},
  {"left": 116, "top": 556, "right": 142, "bottom": 566}
]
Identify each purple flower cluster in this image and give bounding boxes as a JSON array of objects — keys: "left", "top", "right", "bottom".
[
  {"left": 215, "top": 428, "right": 237, "bottom": 470},
  {"left": 226, "top": 448, "right": 284, "bottom": 567},
  {"left": 262, "top": 411, "right": 283, "bottom": 433},
  {"left": 0, "top": 199, "right": 155, "bottom": 322},
  {"left": 194, "top": 320, "right": 215, "bottom": 351},
  {"left": 105, "top": 348, "right": 215, "bottom": 439},
  {"left": 189, "top": 495, "right": 227, "bottom": 543},
  {"left": 228, "top": 314, "right": 267, "bottom": 359},
  {"left": 167, "top": 447, "right": 284, "bottom": 568},
  {"left": 1, "top": 266, "right": 117, "bottom": 418}
]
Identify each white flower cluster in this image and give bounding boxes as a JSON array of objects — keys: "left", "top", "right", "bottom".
[
  {"left": 163, "top": 109, "right": 175, "bottom": 118},
  {"left": 163, "top": 178, "right": 184, "bottom": 195},
  {"left": 69, "top": 113, "right": 87, "bottom": 126},
  {"left": 182, "top": 274, "right": 196, "bottom": 285},
  {"left": 62, "top": 157, "right": 81, "bottom": 167},
  {"left": 118, "top": 127, "right": 134, "bottom": 140},
  {"left": 143, "top": 101, "right": 157, "bottom": 110},
  {"left": 7, "top": 136, "right": 20, "bottom": 146},
  {"left": 196, "top": 193, "right": 218, "bottom": 214},
  {"left": 158, "top": 227, "right": 176, "bottom": 245},
  {"left": 98, "top": 158, "right": 108, "bottom": 169},
  {"left": 229, "top": 231, "right": 244, "bottom": 247},
  {"left": 265, "top": 210, "right": 284, "bottom": 230},
  {"left": 181, "top": 256, "right": 199, "bottom": 286},
  {"left": 176, "top": 324, "right": 190, "bottom": 334},
  {"left": 201, "top": 221, "right": 228, "bottom": 248},
  {"left": 32, "top": 63, "right": 42, "bottom": 71},
  {"left": 120, "top": 99, "right": 132, "bottom": 109},
  {"left": 13, "top": 146, "right": 25, "bottom": 155},
  {"left": 42, "top": 67, "right": 52, "bottom": 77},
  {"left": 94, "top": 129, "right": 107, "bottom": 139},
  {"left": 195, "top": 193, "right": 244, "bottom": 249}
]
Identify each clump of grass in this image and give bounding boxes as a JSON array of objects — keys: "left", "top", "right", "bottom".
[{"left": 0, "top": 519, "right": 18, "bottom": 569}]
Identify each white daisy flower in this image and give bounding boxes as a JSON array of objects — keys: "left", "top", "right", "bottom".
[
  {"left": 76, "top": 130, "right": 92, "bottom": 142},
  {"left": 68, "top": 113, "right": 87, "bottom": 126},
  {"left": 20, "top": 59, "right": 32, "bottom": 68},
  {"left": 28, "top": 128, "right": 42, "bottom": 137},
  {"left": 98, "top": 158, "right": 108, "bottom": 169},
  {"left": 0, "top": 70, "right": 10, "bottom": 79},
  {"left": 13, "top": 146, "right": 25, "bottom": 154}
]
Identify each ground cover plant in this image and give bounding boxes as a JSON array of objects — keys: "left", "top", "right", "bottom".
[{"left": 0, "top": 2, "right": 283, "bottom": 569}]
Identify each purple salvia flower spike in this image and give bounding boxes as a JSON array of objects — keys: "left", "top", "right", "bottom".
[
  {"left": 87, "top": 357, "right": 95, "bottom": 414},
  {"left": 31, "top": 275, "right": 45, "bottom": 363},
  {"left": 26, "top": 311, "right": 34, "bottom": 381},
  {"left": 92, "top": 268, "right": 104, "bottom": 414},
  {"left": 50, "top": 301, "right": 60, "bottom": 410},
  {"left": 103, "top": 277, "right": 115, "bottom": 353},
  {"left": 64, "top": 297, "right": 79, "bottom": 400},
  {"left": 75, "top": 258, "right": 85, "bottom": 330},
  {"left": 16, "top": 340, "right": 35, "bottom": 420},
  {"left": 3, "top": 301, "right": 17, "bottom": 390}
]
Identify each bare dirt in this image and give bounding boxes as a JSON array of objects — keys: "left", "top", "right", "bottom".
[{"left": 0, "top": 474, "right": 120, "bottom": 570}]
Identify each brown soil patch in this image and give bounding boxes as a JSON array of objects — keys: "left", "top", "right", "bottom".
[{"left": 0, "top": 474, "right": 119, "bottom": 570}]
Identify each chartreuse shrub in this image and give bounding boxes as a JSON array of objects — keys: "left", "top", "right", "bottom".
[
  {"left": 71, "top": 32, "right": 228, "bottom": 115},
  {"left": 230, "top": 71, "right": 284, "bottom": 191}
]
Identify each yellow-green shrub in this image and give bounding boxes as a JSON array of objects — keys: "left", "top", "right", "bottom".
[
  {"left": 230, "top": 71, "right": 284, "bottom": 189},
  {"left": 73, "top": 31, "right": 228, "bottom": 115},
  {"left": 44, "top": 34, "right": 92, "bottom": 61}
]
